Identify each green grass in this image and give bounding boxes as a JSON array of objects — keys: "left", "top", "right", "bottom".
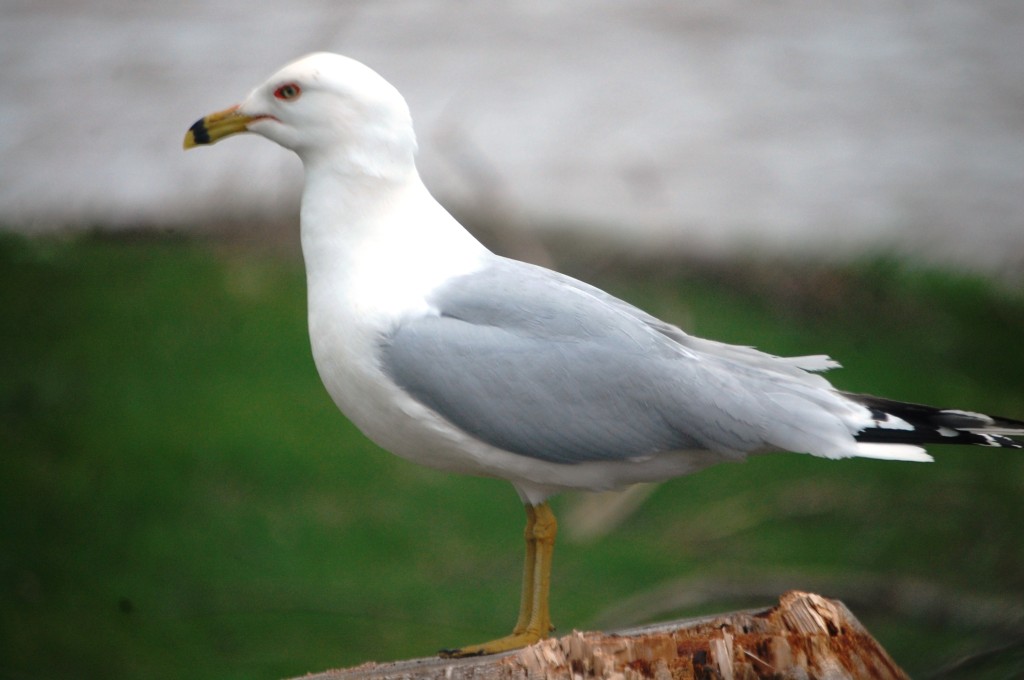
[{"left": 1, "top": 233, "right": 1022, "bottom": 679}]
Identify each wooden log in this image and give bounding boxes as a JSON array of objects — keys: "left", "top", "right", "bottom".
[{"left": 290, "top": 590, "right": 909, "bottom": 679}]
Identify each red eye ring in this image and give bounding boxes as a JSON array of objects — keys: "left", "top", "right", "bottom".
[{"left": 273, "top": 83, "right": 302, "bottom": 101}]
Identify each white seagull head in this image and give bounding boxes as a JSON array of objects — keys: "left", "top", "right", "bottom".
[{"left": 185, "top": 52, "right": 417, "bottom": 176}]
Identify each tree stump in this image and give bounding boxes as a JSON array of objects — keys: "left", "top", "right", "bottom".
[{"left": 290, "top": 591, "right": 909, "bottom": 679}]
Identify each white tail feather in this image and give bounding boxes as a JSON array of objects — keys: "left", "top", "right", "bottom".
[{"left": 855, "top": 443, "right": 934, "bottom": 462}]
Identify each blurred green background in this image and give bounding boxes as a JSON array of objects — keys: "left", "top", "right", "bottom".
[{"left": 1, "top": 232, "right": 1022, "bottom": 679}]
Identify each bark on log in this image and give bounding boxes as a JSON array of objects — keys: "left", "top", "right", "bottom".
[{"left": 290, "top": 591, "right": 909, "bottom": 679}]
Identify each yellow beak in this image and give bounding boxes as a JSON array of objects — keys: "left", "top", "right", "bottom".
[{"left": 183, "top": 106, "right": 255, "bottom": 149}]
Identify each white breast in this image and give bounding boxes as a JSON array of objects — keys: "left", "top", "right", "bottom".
[{"left": 299, "top": 171, "right": 496, "bottom": 469}]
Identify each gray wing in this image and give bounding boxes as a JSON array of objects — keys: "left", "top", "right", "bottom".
[
  {"left": 543, "top": 268, "right": 841, "bottom": 381},
  {"left": 379, "top": 257, "right": 818, "bottom": 464}
]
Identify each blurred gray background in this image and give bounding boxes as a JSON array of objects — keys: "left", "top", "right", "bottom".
[{"left": 3, "top": 0, "right": 1023, "bottom": 275}]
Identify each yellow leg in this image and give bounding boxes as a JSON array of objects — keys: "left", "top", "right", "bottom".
[
  {"left": 512, "top": 505, "right": 538, "bottom": 635},
  {"left": 440, "top": 502, "right": 557, "bottom": 657}
]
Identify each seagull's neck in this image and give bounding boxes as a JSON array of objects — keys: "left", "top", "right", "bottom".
[{"left": 298, "top": 156, "right": 489, "bottom": 320}]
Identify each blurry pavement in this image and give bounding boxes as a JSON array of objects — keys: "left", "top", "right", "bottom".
[{"left": 2, "top": 1, "right": 1023, "bottom": 274}]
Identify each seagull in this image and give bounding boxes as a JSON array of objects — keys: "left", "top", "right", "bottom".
[{"left": 184, "top": 52, "right": 1024, "bottom": 657}]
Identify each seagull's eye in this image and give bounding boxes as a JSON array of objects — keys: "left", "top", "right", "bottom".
[{"left": 273, "top": 83, "right": 302, "bottom": 101}]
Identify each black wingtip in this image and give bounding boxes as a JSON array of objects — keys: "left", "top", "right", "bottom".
[{"left": 845, "top": 392, "right": 1024, "bottom": 449}]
